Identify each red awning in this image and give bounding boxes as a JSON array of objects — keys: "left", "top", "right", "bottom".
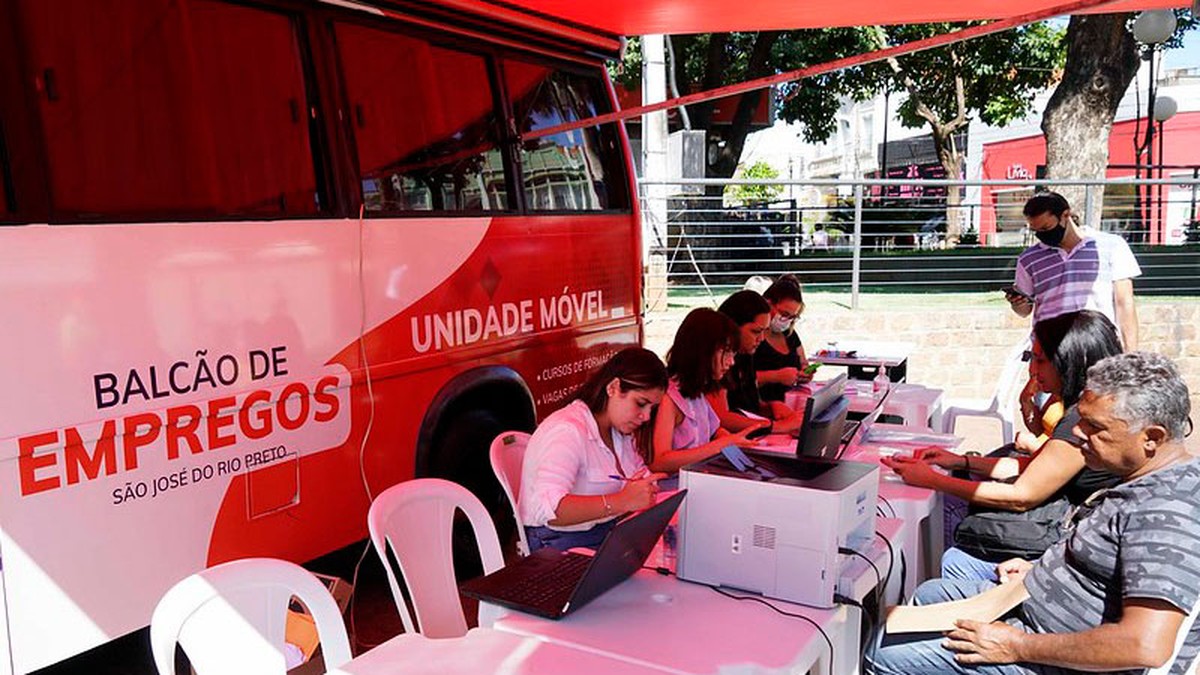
[
  {"left": 425, "top": 0, "right": 1188, "bottom": 141},
  {"left": 449, "top": 0, "right": 1184, "bottom": 38}
]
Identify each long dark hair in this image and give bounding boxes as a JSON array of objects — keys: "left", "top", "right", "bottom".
[
  {"left": 717, "top": 289, "right": 770, "bottom": 327},
  {"left": 763, "top": 275, "right": 804, "bottom": 307},
  {"left": 575, "top": 347, "right": 668, "bottom": 414},
  {"left": 667, "top": 308, "right": 738, "bottom": 398},
  {"left": 1033, "top": 310, "right": 1123, "bottom": 407},
  {"left": 573, "top": 347, "right": 667, "bottom": 464}
]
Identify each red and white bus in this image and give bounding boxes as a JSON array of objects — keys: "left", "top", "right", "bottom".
[{"left": 0, "top": 0, "right": 641, "bottom": 670}]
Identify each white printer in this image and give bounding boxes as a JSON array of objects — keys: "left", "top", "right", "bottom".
[{"left": 676, "top": 451, "right": 879, "bottom": 608}]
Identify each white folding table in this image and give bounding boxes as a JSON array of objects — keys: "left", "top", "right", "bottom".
[
  {"left": 843, "top": 423, "right": 958, "bottom": 583},
  {"left": 329, "top": 627, "right": 678, "bottom": 674},
  {"left": 479, "top": 569, "right": 846, "bottom": 675}
]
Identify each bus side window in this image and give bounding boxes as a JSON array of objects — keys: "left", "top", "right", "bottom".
[
  {"left": 18, "top": 0, "right": 322, "bottom": 222},
  {"left": 334, "top": 22, "right": 508, "bottom": 214},
  {"left": 504, "top": 61, "right": 630, "bottom": 212},
  {"left": 0, "top": 122, "right": 11, "bottom": 218}
]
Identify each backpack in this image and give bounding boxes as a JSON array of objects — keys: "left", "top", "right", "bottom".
[{"left": 952, "top": 496, "right": 1072, "bottom": 563}]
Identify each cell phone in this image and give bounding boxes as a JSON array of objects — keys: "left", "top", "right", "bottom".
[
  {"left": 746, "top": 425, "right": 772, "bottom": 439},
  {"left": 802, "top": 362, "right": 821, "bottom": 375},
  {"left": 1003, "top": 285, "right": 1032, "bottom": 301}
]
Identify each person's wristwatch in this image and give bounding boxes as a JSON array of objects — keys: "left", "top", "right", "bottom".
[{"left": 963, "top": 451, "right": 982, "bottom": 472}]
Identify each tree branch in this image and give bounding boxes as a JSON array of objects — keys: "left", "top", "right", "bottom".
[
  {"left": 870, "top": 26, "right": 942, "bottom": 127},
  {"left": 701, "top": 34, "right": 727, "bottom": 91},
  {"left": 947, "top": 47, "right": 968, "bottom": 131},
  {"left": 691, "top": 33, "right": 729, "bottom": 128},
  {"left": 718, "top": 31, "right": 782, "bottom": 176},
  {"left": 672, "top": 34, "right": 696, "bottom": 94}
]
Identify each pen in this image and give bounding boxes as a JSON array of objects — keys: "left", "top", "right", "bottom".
[{"left": 609, "top": 468, "right": 651, "bottom": 481}]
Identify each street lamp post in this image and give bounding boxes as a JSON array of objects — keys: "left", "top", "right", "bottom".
[
  {"left": 1154, "top": 95, "right": 1178, "bottom": 243},
  {"left": 1132, "top": 10, "right": 1176, "bottom": 244}
]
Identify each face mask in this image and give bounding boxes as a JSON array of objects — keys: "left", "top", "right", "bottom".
[
  {"left": 1035, "top": 222, "right": 1067, "bottom": 247},
  {"left": 770, "top": 315, "right": 794, "bottom": 333}
]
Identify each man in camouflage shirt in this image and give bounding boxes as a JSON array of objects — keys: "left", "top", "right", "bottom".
[{"left": 868, "top": 352, "right": 1199, "bottom": 675}]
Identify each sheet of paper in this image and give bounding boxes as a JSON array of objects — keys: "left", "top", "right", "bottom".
[
  {"left": 721, "top": 445, "right": 753, "bottom": 471},
  {"left": 866, "top": 428, "right": 962, "bottom": 447},
  {"left": 720, "top": 446, "right": 777, "bottom": 479},
  {"left": 874, "top": 445, "right": 910, "bottom": 458},
  {"left": 885, "top": 581, "right": 1029, "bottom": 634}
]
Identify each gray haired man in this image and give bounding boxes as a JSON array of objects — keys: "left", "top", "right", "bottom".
[{"left": 868, "top": 352, "right": 1198, "bottom": 675}]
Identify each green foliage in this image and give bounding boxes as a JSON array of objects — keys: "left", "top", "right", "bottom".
[
  {"left": 771, "top": 28, "right": 882, "bottom": 142},
  {"left": 609, "top": 37, "right": 642, "bottom": 86},
  {"left": 875, "top": 22, "right": 1065, "bottom": 130},
  {"left": 725, "top": 161, "right": 783, "bottom": 205},
  {"left": 616, "top": 24, "right": 1066, "bottom": 145},
  {"left": 826, "top": 195, "right": 947, "bottom": 247}
]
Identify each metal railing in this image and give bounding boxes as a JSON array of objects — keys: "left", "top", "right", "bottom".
[{"left": 638, "top": 177, "right": 1200, "bottom": 307}]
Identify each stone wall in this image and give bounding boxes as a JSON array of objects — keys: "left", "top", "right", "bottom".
[{"left": 645, "top": 301, "right": 1200, "bottom": 450}]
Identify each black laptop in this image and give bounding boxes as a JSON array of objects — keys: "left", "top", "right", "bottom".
[{"left": 460, "top": 489, "right": 686, "bottom": 619}]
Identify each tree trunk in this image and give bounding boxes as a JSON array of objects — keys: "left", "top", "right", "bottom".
[
  {"left": 885, "top": 45, "right": 968, "bottom": 247},
  {"left": 932, "top": 126, "right": 965, "bottom": 246},
  {"left": 1042, "top": 14, "right": 1138, "bottom": 228},
  {"left": 706, "top": 31, "right": 781, "bottom": 183}
]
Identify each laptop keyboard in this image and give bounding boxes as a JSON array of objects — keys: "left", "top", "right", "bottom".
[
  {"left": 841, "top": 419, "right": 861, "bottom": 444},
  {"left": 495, "top": 552, "right": 592, "bottom": 608}
]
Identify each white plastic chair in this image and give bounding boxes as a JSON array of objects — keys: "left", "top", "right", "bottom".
[
  {"left": 743, "top": 275, "right": 773, "bottom": 294},
  {"left": 367, "top": 478, "right": 504, "bottom": 639},
  {"left": 150, "top": 558, "right": 351, "bottom": 675},
  {"left": 489, "top": 431, "right": 532, "bottom": 557},
  {"left": 940, "top": 336, "right": 1032, "bottom": 443}
]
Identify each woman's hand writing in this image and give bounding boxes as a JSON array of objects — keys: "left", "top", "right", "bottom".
[{"left": 612, "top": 472, "right": 668, "bottom": 512}]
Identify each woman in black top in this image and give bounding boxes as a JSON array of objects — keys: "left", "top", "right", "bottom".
[
  {"left": 883, "top": 310, "right": 1124, "bottom": 579},
  {"left": 708, "top": 290, "right": 802, "bottom": 435},
  {"left": 754, "top": 275, "right": 812, "bottom": 403}
]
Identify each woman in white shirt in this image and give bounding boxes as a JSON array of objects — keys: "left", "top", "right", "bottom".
[{"left": 518, "top": 347, "right": 670, "bottom": 552}]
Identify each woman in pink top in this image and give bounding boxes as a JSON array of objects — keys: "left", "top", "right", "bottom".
[
  {"left": 519, "top": 347, "right": 670, "bottom": 552},
  {"left": 650, "top": 308, "right": 764, "bottom": 473}
]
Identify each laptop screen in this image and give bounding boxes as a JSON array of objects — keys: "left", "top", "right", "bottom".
[
  {"left": 568, "top": 490, "right": 687, "bottom": 611},
  {"left": 844, "top": 404, "right": 884, "bottom": 451},
  {"left": 796, "top": 393, "right": 854, "bottom": 456},
  {"left": 458, "top": 489, "right": 688, "bottom": 620}
]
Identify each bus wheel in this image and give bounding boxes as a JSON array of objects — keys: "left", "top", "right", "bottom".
[{"left": 429, "top": 408, "right": 515, "bottom": 573}]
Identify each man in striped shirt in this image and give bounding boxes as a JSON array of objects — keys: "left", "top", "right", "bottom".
[
  {"left": 868, "top": 352, "right": 1199, "bottom": 674},
  {"left": 1007, "top": 192, "right": 1141, "bottom": 350}
]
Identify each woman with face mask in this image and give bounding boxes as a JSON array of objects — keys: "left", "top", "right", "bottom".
[{"left": 754, "top": 275, "right": 812, "bottom": 403}]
